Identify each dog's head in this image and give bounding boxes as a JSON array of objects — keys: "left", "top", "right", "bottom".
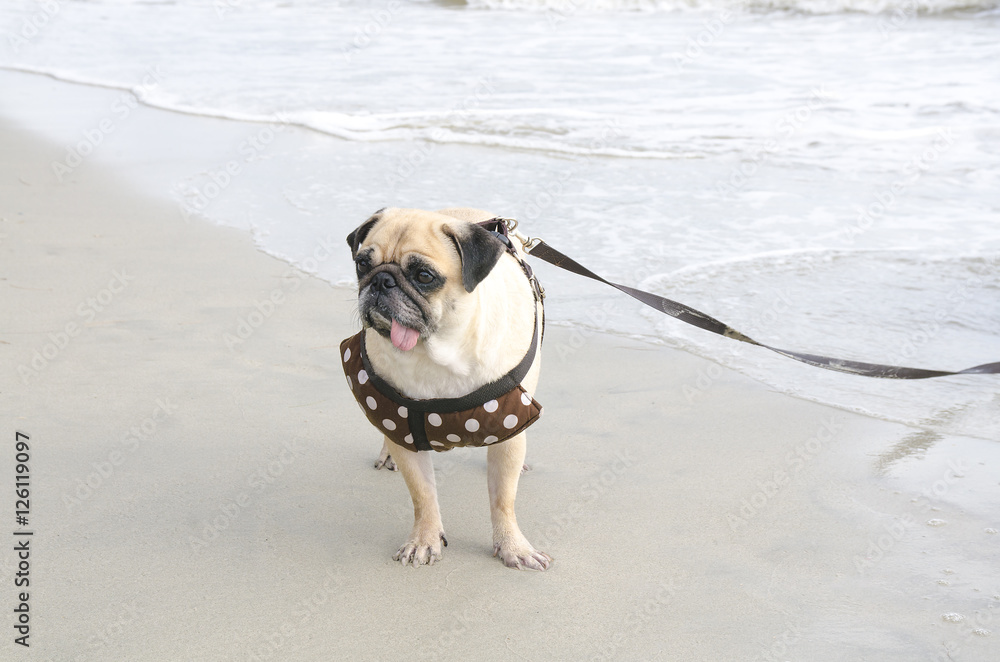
[{"left": 346, "top": 207, "right": 506, "bottom": 351}]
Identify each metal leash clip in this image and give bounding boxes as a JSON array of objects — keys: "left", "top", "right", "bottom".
[
  {"left": 497, "top": 218, "right": 545, "bottom": 301},
  {"left": 528, "top": 274, "right": 546, "bottom": 301},
  {"left": 500, "top": 218, "right": 542, "bottom": 253}
]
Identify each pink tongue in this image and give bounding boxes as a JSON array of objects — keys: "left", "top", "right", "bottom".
[{"left": 390, "top": 319, "right": 420, "bottom": 352}]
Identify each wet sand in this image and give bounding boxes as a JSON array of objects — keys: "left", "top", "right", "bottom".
[{"left": 0, "top": 73, "right": 997, "bottom": 661}]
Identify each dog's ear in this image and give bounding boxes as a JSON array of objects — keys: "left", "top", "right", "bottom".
[
  {"left": 346, "top": 208, "right": 386, "bottom": 257},
  {"left": 444, "top": 222, "right": 506, "bottom": 293}
]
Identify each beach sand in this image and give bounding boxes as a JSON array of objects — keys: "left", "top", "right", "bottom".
[{"left": 1, "top": 74, "right": 997, "bottom": 661}]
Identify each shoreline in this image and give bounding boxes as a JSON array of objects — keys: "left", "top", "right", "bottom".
[
  {"left": 1, "top": 73, "right": 998, "bottom": 660},
  {"left": 2, "top": 65, "right": 995, "bottom": 444}
]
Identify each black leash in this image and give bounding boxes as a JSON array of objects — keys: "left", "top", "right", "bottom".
[{"left": 521, "top": 237, "right": 999, "bottom": 380}]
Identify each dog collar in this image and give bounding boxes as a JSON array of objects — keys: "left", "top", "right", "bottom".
[{"left": 340, "top": 315, "right": 542, "bottom": 452}]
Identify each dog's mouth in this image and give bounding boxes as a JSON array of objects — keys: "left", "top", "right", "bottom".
[
  {"left": 357, "top": 263, "right": 432, "bottom": 352},
  {"left": 364, "top": 307, "right": 424, "bottom": 352},
  {"left": 389, "top": 319, "right": 420, "bottom": 352}
]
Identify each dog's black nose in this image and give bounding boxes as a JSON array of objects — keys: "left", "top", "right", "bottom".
[{"left": 372, "top": 271, "right": 396, "bottom": 292}]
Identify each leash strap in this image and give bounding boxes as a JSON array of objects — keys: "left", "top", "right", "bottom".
[{"left": 527, "top": 240, "right": 1000, "bottom": 380}]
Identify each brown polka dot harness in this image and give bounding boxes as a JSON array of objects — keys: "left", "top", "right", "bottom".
[
  {"left": 342, "top": 218, "right": 543, "bottom": 452},
  {"left": 340, "top": 316, "right": 542, "bottom": 452}
]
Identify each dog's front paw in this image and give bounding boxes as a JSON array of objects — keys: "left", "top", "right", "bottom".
[
  {"left": 493, "top": 535, "right": 551, "bottom": 571},
  {"left": 393, "top": 530, "right": 448, "bottom": 567},
  {"left": 374, "top": 441, "right": 397, "bottom": 471}
]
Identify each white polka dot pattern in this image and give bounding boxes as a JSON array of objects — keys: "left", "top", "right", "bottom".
[{"left": 341, "top": 332, "right": 542, "bottom": 453}]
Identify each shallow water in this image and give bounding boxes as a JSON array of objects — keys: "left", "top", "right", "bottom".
[{"left": 3, "top": 0, "right": 997, "bottom": 438}]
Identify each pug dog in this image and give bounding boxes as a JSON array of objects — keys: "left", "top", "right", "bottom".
[{"left": 342, "top": 207, "right": 550, "bottom": 570}]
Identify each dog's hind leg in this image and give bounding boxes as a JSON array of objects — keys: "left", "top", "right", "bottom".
[{"left": 374, "top": 439, "right": 397, "bottom": 471}]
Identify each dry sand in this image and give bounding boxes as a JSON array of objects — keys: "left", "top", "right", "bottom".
[{"left": 1, "top": 76, "right": 997, "bottom": 661}]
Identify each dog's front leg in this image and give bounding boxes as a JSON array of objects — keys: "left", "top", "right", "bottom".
[
  {"left": 389, "top": 438, "right": 447, "bottom": 566},
  {"left": 488, "top": 433, "right": 551, "bottom": 570}
]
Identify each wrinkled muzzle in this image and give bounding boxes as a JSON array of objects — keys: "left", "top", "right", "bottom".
[{"left": 358, "top": 263, "right": 431, "bottom": 350}]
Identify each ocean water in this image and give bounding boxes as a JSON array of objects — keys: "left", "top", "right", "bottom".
[{"left": 3, "top": 0, "right": 998, "bottom": 440}]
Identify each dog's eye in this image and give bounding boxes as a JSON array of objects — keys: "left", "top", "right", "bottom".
[
  {"left": 416, "top": 270, "right": 435, "bottom": 285},
  {"left": 355, "top": 257, "right": 371, "bottom": 275}
]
